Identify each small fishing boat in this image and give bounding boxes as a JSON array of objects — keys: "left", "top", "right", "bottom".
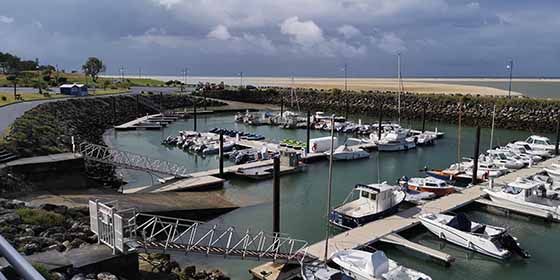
[
  {"left": 484, "top": 180, "right": 560, "bottom": 221},
  {"left": 331, "top": 249, "right": 432, "bottom": 280},
  {"left": 414, "top": 133, "right": 436, "bottom": 146},
  {"left": 419, "top": 213, "right": 529, "bottom": 259},
  {"left": 330, "top": 183, "right": 406, "bottom": 229},
  {"left": 202, "top": 141, "right": 235, "bottom": 155},
  {"left": 464, "top": 160, "right": 508, "bottom": 179},
  {"left": 328, "top": 145, "right": 370, "bottom": 161},
  {"left": 399, "top": 177, "right": 455, "bottom": 197},
  {"left": 483, "top": 151, "right": 525, "bottom": 169},
  {"left": 511, "top": 141, "right": 552, "bottom": 158}
]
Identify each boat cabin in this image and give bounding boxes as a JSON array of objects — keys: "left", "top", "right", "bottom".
[
  {"left": 504, "top": 180, "right": 551, "bottom": 201},
  {"left": 525, "top": 135, "right": 551, "bottom": 146},
  {"left": 335, "top": 184, "right": 398, "bottom": 218}
]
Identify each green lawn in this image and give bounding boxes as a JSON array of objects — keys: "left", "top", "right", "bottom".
[{"left": 0, "top": 92, "right": 66, "bottom": 106}]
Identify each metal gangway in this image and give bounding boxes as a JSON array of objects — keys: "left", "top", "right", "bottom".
[
  {"left": 89, "top": 200, "right": 312, "bottom": 264},
  {"left": 78, "top": 142, "right": 190, "bottom": 178}
]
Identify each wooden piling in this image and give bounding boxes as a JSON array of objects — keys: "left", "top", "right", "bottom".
[
  {"left": 273, "top": 156, "right": 280, "bottom": 234},
  {"left": 472, "top": 126, "right": 481, "bottom": 184}
]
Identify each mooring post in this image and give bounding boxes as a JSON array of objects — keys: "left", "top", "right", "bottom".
[
  {"left": 422, "top": 107, "right": 426, "bottom": 133},
  {"left": 159, "top": 92, "right": 163, "bottom": 115},
  {"left": 135, "top": 94, "right": 139, "bottom": 117},
  {"left": 377, "top": 101, "right": 383, "bottom": 141},
  {"left": 219, "top": 132, "right": 224, "bottom": 177},
  {"left": 472, "top": 126, "right": 481, "bottom": 185},
  {"left": 556, "top": 114, "right": 560, "bottom": 156},
  {"left": 193, "top": 99, "right": 197, "bottom": 131},
  {"left": 273, "top": 156, "right": 280, "bottom": 234},
  {"left": 280, "top": 95, "right": 284, "bottom": 117},
  {"left": 345, "top": 98, "right": 349, "bottom": 120},
  {"left": 112, "top": 97, "right": 117, "bottom": 125},
  {"left": 306, "top": 110, "right": 311, "bottom": 153}
]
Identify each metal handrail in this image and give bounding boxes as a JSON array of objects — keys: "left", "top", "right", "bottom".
[{"left": 0, "top": 234, "right": 45, "bottom": 280}]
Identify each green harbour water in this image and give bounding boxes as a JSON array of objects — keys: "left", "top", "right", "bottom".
[{"left": 104, "top": 112, "right": 559, "bottom": 280}]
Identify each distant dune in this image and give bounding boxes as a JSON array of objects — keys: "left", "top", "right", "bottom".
[{"left": 117, "top": 75, "right": 560, "bottom": 97}]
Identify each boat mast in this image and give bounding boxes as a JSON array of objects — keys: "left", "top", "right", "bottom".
[
  {"left": 457, "top": 100, "right": 463, "bottom": 170},
  {"left": 324, "top": 114, "right": 336, "bottom": 265},
  {"left": 397, "top": 54, "right": 400, "bottom": 124},
  {"left": 489, "top": 104, "right": 496, "bottom": 149}
]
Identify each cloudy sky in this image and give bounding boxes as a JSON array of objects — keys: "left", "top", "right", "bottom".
[{"left": 0, "top": 0, "right": 558, "bottom": 77}]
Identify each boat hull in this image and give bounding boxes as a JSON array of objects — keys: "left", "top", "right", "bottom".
[
  {"left": 329, "top": 201, "right": 403, "bottom": 230},
  {"left": 377, "top": 142, "right": 416, "bottom": 152},
  {"left": 407, "top": 184, "right": 455, "bottom": 196},
  {"left": 419, "top": 217, "right": 510, "bottom": 259}
]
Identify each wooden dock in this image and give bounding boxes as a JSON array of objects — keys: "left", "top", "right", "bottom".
[
  {"left": 114, "top": 114, "right": 180, "bottom": 130},
  {"left": 305, "top": 156, "right": 559, "bottom": 262},
  {"left": 123, "top": 175, "right": 225, "bottom": 194}
]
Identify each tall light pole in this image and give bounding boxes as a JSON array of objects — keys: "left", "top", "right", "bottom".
[
  {"left": 397, "top": 53, "right": 402, "bottom": 124},
  {"left": 119, "top": 66, "right": 125, "bottom": 82},
  {"left": 344, "top": 63, "right": 347, "bottom": 94},
  {"left": 507, "top": 59, "right": 514, "bottom": 99},
  {"left": 239, "top": 71, "right": 243, "bottom": 88},
  {"left": 181, "top": 68, "right": 188, "bottom": 92},
  {"left": 138, "top": 67, "right": 142, "bottom": 79}
]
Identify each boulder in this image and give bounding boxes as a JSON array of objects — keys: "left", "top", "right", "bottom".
[
  {"left": 22, "top": 242, "right": 40, "bottom": 255},
  {"left": 39, "top": 203, "right": 68, "bottom": 215},
  {"left": 51, "top": 272, "right": 67, "bottom": 280},
  {"left": 0, "top": 213, "right": 20, "bottom": 224},
  {"left": 96, "top": 272, "right": 118, "bottom": 280},
  {"left": 71, "top": 274, "right": 86, "bottom": 280}
]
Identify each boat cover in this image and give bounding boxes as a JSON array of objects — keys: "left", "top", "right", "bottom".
[{"left": 446, "top": 213, "right": 471, "bottom": 232}]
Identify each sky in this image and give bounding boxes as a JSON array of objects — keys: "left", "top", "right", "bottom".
[{"left": 0, "top": 0, "right": 559, "bottom": 77}]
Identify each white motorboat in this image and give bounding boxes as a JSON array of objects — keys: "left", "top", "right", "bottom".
[
  {"left": 516, "top": 175, "right": 560, "bottom": 198},
  {"left": 465, "top": 160, "right": 508, "bottom": 179},
  {"left": 506, "top": 143, "right": 547, "bottom": 161},
  {"left": 202, "top": 141, "right": 235, "bottom": 155},
  {"left": 484, "top": 180, "right": 560, "bottom": 221},
  {"left": 484, "top": 150, "right": 525, "bottom": 169},
  {"left": 511, "top": 141, "right": 552, "bottom": 158},
  {"left": 414, "top": 133, "right": 436, "bottom": 146},
  {"left": 330, "top": 183, "right": 406, "bottom": 229},
  {"left": 544, "top": 163, "right": 560, "bottom": 181},
  {"left": 524, "top": 135, "right": 556, "bottom": 153},
  {"left": 377, "top": 129, "right": 416, "bottom": 152},
  {"left": 301, "top": 263, "right": 351, "bottom": 280},
  {"left": 327, "top": 139, "right": 370, "bottom": 161},
  {"left": 331, "top": 249, "right": 431, "bottom": 280},
  {"left": 419, "top": 213, "right": 529, "bottom": 259}
]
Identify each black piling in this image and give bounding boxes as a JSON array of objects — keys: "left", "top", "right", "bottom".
[
  {"left": 219, "top": 132, "right": 224, "bottom": 177},
  {"left": 554, "top": 115, "right": 560, "bottom": 155},
  {"left": 159, "top": 92, "right": 163, "bottom": 114},
  {"left": 135, "top": 94, "right": 139, "bottom": 117},
  {"left": 273, "top": 156, "right": 280, "bottom": 234},
  {"left": 422, "top": 107, "right": 426, "bottom": 133},
  {"left": 280, "top": 95, "right": 284, "bottom": 117},
  {"left": 112, "top": 97, "right": 117, "bottom": 125},
  {"left": 472, "top": 126, "right": 481, "bottom": 185},
  {"left": 193, "top": 99, "right": 197, "bottom": 131},
  {"left": 377, "top": 101, "right": 383, "bottom": 140},
  {"left": 306, "top": 111, "right": 311, "bottom": 153}
]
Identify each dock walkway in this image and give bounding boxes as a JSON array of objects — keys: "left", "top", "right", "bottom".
[
  {"left": 0, "top": 152, "right": 81, "bottom": 169},
  {"left": 306, "top": 157, "right": 558, "bottom": 261}
]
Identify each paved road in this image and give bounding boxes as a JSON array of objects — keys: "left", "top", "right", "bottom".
[{"left": 0, "top": 86, "right": 187, "bottom": 135}]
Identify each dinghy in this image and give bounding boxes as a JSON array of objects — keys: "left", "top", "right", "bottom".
[
  {"left": 330, "top": 183, "right": 405, "bottom": 229},
  {"left": 419, "top": 213, "right": 529, "bottom": 259}
]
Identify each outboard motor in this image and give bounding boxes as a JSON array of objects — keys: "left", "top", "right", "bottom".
[{"left": 499, "top": 234, "right": 530, "bottom": 259}]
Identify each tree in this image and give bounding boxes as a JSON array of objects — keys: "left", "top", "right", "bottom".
[{"left": 81, "top": 57, "right": 106, "bottom": 82}]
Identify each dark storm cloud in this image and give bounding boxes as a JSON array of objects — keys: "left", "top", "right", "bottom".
[{"left": 0, "top": 0, "right": 559, "bottom": 77}]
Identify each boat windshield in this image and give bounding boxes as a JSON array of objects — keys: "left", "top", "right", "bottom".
[
  {"left": 522, "top": 144, "right": 533, "bottom": 150},
  {"left": 504, "top": 186, "right": 523, "bottom": 194}
]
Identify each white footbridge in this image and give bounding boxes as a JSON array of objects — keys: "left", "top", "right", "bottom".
[{"left": 88, "top": 200, "right": 312, "bottom": 264}]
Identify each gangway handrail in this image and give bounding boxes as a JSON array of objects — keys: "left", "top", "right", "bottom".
[
  {"left": 78, "top": 142, "right": 191, "bottom": 178},
  {"left": 0, "top": 234, "right": 45, "bottom": 280}
]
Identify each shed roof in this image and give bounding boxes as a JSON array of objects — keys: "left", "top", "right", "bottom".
[{"left": 60, "top": 83, "right": 86, "bottom": 88}]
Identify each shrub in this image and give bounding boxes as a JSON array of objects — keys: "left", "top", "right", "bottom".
[
  {"left": 33, "top": 263, "right": 52, "bottom": 280},
  {"left": 16, "top": 208, "right": 65, "bottom": 226},
  {"left": 1, "top": 96, "right": 6, "bottom": 101}
]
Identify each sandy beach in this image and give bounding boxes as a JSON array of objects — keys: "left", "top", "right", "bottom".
[{"left": 136, "top": 76, "right": 536, "bottom": 96}]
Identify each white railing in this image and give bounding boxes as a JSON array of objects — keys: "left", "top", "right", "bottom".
[{"left": 79, "top": 142, "right": 190, "bottom": 178}]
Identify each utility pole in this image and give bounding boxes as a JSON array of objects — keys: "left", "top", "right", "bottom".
[
  {"left": 119, "top": 66, "right": 125, "bottom": 82},
  {"left": 344, "top": 63, "right": 347, "bottom": 94},
  {"left": 397, "top": 53, "right": 402, "bottom": 124},
  {"left": 507, "top": 59, "right": 513, "bottom": 99},
  {"left": 239, "top": 71, "right": 243, "bottom": 88},
  {"left": 138, "top": 67, "right": 142, "bottom": 79}
]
